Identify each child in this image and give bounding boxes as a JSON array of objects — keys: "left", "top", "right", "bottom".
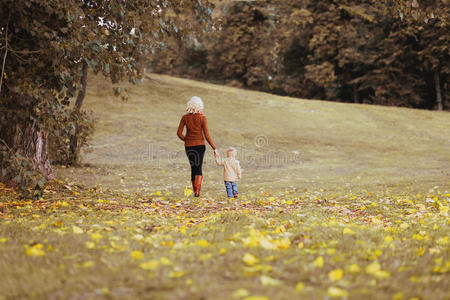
[{"left": 214, "top": 147, "right": 242, "bottom": 198}]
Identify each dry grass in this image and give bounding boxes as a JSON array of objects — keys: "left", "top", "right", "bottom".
[
  {"left": 1, "top": 74, "right": 449, "bottom": 300},
  {"left": 58, "top": 73, "right": 449, "bottom": 195}
]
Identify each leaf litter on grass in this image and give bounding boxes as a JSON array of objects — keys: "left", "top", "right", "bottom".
[{"left": 0, "top": 180, "right": 449, "bottom": 299}]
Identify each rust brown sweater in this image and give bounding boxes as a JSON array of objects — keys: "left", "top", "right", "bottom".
[{"left": 177, "top": 113, "right": 216, "bottom": 149}]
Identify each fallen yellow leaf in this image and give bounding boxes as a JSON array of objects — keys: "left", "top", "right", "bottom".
[
  {"left": 131, "top": 250, "right": 144, "bottom": 260},
  {"left": 349, "top": 263, "right": 361, "bottom": 273},
  {"left": 260, "top": 238, "right": 278, "bottom": 250},
  {"left": 366, "top": 261, "right": 391, "bottom": 279},
  {"left": 90, "top": 232, "right": 103, "bottom": 240},
  {"left": 274, "top": 237, "right": 291, "bottom": 249},
  {"left": 295, "top": 282, "right": 305, "bottom": 292},
  {"left": 160, "top": 257, "right": 172, "bottom": 265},
  {"left": 366, "top": 261, "right": 381, "bottom": 274},
  {"left": 232, "top": 288, "right": 249, "bottom": 298},
  {"left": 26, "top": 243, "right": 45, "bottom": 257},
  {"left": 260, "top": 275, "right": 281, "bottom": 286},
  {"left": 243, "top": 297, "right": 269, "bottom": 300},
  {"left": 328, "top": 268, "right": 344, "bottom": 281},
  {"left": 399, "top": 223, "right": 409, "bottom": 230},
  {"left": 343, "top": 228, "right": 356, "bottom": 235},
  {"left": 140, "top": 260, "right": 160, "bottom": 270},
  {"left": 328, "top": 287, "right": 348, "bottom": 298},
  {"left": 197, "top": 239, "right": 210, "bottom": 247},
  {"left": 313, "top": 256, "right": 324, "bottom": 268},
  {"left": 392, "top": 292, "right": 404, "bottom": 300},
  {"left": 72, "top": 225, "right": 83, "bottom": 234},
  {"left": 243, "top": 253, "right": 259, "bottom": 266},
  {"left": 184, "top": 187, "right": 193, "bottom": 197},
  {"left": 169, "top": 270, "right": 187, "bottom": 278}
]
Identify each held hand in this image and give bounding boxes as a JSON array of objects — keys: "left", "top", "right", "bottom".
[{"left": 214, "top": 149, "right": 219, "bottom": 156}]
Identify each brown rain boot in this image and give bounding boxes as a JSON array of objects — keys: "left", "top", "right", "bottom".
[{"left": 194, "top": 175, "right": 203, "bottom": 197}]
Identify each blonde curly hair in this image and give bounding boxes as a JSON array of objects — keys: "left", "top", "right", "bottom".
[
  {"left": 186, "top": 96, "right": 204, "bottom": 114},
  {"left": 227, "top": 147, "right": 237, "bottom": 157}
]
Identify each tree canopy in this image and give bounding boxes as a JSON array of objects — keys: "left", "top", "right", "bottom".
[
  {"left": 0, "top": 0, "right": 213, "bottom": 195},
  {"left": 151, "top": 0, "right": 449, "bottom": 109}
]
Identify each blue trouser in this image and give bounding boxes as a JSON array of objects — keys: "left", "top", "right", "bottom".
[{"left": 224, "top": 181, "right": 238, "bottom": 197}]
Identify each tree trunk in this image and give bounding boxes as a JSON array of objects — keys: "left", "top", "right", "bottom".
[
  {"left": 434, "top": 70, "right": 443, "bottom": 111},
  {"left": 68, "top": 62, "right": 88, "bottom": 164},
  {"left": 11, "top": 122, "right": 54, "bottom": 179},
  {"left": 353, "top": 84, "right": 359, "bottom": 103},
  {"left": 74, "top": 62, "right": 88, "bottom": 112}
]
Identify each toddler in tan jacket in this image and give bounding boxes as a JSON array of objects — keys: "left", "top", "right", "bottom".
[{"left": 214, "top": 147, "right": 242, "bottom": 198}]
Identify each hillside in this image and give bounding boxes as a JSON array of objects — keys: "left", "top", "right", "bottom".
[{"left": 57, "top": 73, "right": 450, "bottom": 195}]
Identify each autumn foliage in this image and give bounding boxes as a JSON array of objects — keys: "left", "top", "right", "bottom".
[
  {"left": 0, "top": 0, "right": 212, "bottom": 193},
  {"left": 150, "top": 0, "right": 449, "bottom": 109}
]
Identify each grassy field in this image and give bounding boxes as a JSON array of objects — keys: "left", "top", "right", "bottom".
[
  {"left": 58, "top": 73, "right": 449, "bottom": 194},
  {"left": 0, "top": 74, "right": 449, "bottom": 299}
]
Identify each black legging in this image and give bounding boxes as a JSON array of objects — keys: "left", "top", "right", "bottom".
[{"left": 185, "top": 145, "right": 206, "bottom": 181}]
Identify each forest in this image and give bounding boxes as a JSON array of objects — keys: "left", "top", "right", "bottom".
[{"left": 151, "top": 0, "right": 449, "bottom": 110}]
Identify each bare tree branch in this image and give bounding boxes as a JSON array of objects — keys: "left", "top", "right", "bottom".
[{"left": 0, "top": 14, "right": 9, "bottom": 97}]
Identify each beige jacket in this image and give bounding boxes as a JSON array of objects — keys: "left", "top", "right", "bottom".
[{"left": 215, "top": 155, "right": 241, "bottom": 182}]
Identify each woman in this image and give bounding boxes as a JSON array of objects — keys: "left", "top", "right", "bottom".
[{"left": 177, "top": 96, "right": 217, "bottom": 197}]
